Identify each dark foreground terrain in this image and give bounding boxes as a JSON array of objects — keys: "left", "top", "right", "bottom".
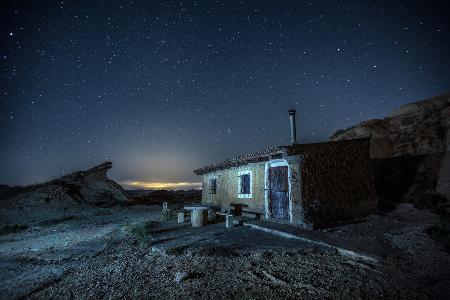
[{"left": 1, "top": 202, "right": 449, "bottom": 299}]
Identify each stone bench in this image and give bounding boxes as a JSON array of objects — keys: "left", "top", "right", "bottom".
[{"left": 183, "top": 206, "right": 208, "bottom": 227}]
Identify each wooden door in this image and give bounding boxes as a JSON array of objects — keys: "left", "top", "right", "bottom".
[{"left": 269, "top": 166, "right": 289, "bottom": 219}]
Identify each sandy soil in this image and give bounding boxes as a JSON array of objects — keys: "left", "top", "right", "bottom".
[{"left": 0, "top": 204, "right": 449, "bottom": 299}]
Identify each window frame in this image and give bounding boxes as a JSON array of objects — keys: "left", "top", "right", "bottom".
[
  {"left": 237, "top": 171, "right": 252, "bottom": 198},
  {"left": 209, "top": 178, "right": 217, "bottom": 195}
]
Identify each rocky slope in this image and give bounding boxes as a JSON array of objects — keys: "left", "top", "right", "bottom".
[
  {"left": 330, "top": 92, "right": 450, "bottom": 158},
  {"left": 0, "top": 162, "right": 131, "bottom": 212},
  {"left": 331, "top": 92, "right": 450, "bottom": 201}
]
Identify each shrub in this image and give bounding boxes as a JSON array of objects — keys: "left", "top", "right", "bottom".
[
  {"left": 126, "top": 221, "right": 155, "bottom": 248},
  {"left": 427, "top": 219, "right": 450, "bottom": 252},
  {"left": 411, "top": 191, "right": 447, "bottom": 210}
]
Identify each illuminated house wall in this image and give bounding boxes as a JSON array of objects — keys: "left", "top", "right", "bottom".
[{"left": 195, "top": 138, "right": 376, "bottom": 229}]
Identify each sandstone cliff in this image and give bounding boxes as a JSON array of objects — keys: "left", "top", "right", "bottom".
[
  {"left": 330, "top": 92, "right": 450, "bottom": 202},
  {"left": 330, "top": 92, "right": 450, "bottom": 158}
]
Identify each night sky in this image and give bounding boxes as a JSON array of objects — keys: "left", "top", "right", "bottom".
[{"left": 1, "top": 1, "right": 449, "bottom": 189}]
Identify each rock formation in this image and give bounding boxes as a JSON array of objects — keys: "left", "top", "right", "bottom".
[
  {"left": 0, "top": 162, "right": 131, "bottom": 209},
  {"left": 330, "top": 92, "right": 450, "bottom": 203},
  {"left": 330, "top": 92, "right": 450, "bottom": 158}
]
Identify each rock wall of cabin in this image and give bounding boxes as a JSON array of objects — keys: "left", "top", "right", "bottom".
[
  {"left": 288, "top": 139, "right": 376, "bottom": 228},
  {"left": 201, "top": 162, "right": 267, "bottom": 215},
  {"left": 200, "top": 157, "right": 305, "bottom": 225}
]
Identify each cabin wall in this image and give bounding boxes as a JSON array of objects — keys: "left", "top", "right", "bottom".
[
  {"left": 201, "top": 162, "right": 267, "bottom": 215},
  {"left": 201, "top": 157, "right": 305, "bottom": 225},
  {"left": 288, "top": 139, "right": 376, "bottom": 228},
  {"left": 199, "top": 138, "right": 375, "bottom": 229}
]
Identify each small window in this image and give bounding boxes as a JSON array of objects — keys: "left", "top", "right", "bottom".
[
  {"left": 238, "top": 171, "right": 252, "bottom": 198},
  {"left": 239, "top": 174, "right": 250, "bottom": 194},
  {"left": 210, "top": 178, "right": 217, "bottom": 194}
]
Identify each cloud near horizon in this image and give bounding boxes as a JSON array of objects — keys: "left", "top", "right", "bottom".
[{"left": 119, "top": 180, "right": 202, "bottom": 190}]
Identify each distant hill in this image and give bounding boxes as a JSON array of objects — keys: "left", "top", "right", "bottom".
[
  {"left": 0, "top": 185, "right": 10, "bottom": 192},
  {"left": 0, "top": 185, "right": 11, "bottom": 197},
  {"left": 128, "top": 189, "right": 201, "bottom": 205}
]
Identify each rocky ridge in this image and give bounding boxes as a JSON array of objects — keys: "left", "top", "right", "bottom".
[
  {"left": 0, "top": 162, "right": 131, "bottom": 211},
  {"left": 331, "top": 92, "right": 450, "bottom": 200},
  {"left": 330, "top": 92, "right": 450, "bottom": 158}
]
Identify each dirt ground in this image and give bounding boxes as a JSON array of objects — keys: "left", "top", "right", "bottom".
[{"left": 0, "top": 204, "right": 449, "bottom": 299}]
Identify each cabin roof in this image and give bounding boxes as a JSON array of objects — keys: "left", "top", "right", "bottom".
[{"left": 193, "top": 138, "right": 371, "bottom": 175}]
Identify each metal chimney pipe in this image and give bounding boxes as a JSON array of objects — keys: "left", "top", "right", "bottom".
[{"left": 288, "top": 109, "right": 297, "bottom": 144}]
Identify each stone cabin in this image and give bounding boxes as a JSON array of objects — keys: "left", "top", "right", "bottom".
[{"left": 194, "top": 111, "right": 376, "bottom": 229}]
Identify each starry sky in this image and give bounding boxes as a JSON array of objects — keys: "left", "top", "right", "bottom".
[{"left": 1, "top": 1, "right": 449, "bottom": 189}]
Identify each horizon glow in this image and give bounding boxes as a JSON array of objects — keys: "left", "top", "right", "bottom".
[{"left": 120, "top": 180, "right": 202, "bottom": 190}]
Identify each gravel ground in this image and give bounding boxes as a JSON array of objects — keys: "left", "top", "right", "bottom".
[{"left": 1, "top": 204, "right": 450, "bottom": 299}]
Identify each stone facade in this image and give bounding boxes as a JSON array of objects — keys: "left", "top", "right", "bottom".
[
  {"left": 202, "top": 156, "right": 304, "bottom": 224},
  {"left": 201, "top": 162, "right": 267, "bottom": 215},
  {"left": 201, "top": 156, "right": 306, "bottom": 227},
  {"left": 197, "top": 139, "right": 376, "bottom": 229}
]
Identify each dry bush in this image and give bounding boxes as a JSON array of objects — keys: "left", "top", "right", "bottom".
[{"left": 126, "top": 221, "right": 157, "bottom": 248}]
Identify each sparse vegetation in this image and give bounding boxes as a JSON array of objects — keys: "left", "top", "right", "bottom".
[
  {"left": 0, "top": 224, "right": 28, "bottom": 235},
  {"left": 161, "top": 208, "right": 173, "bottom": 221},
  {"left": 126, "top": 221, "right": 156, "bottom": 248}
]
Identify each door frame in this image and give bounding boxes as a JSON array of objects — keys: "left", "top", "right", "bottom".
[{"left": 264, "top": 159, "right": 292, "bottom": 222}]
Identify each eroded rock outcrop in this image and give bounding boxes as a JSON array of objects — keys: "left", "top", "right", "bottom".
[
  {"left": 330, "top": 92, "right": 450, "bottom": 202},
  {"left": 0, "top": 162, "right": 131, "bottom": 209},
  {"left": 330, "top": 92, "right": 450, "bottom": 158}
]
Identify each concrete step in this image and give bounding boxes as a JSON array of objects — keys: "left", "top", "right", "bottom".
[{"left": 243, "top": 220, "right": 391, "bottom": 263}]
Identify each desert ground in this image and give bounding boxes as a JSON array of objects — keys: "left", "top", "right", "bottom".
[{"left": 1, "top": 202, "right": 449, "bottom": 300}]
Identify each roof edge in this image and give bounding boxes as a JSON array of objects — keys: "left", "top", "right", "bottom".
[
  {"left": 193, "top": 138, "right": 371, "bottom": 175},
  {"left": 193, "top": 146, "right": 287, "bottom": 175}
]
